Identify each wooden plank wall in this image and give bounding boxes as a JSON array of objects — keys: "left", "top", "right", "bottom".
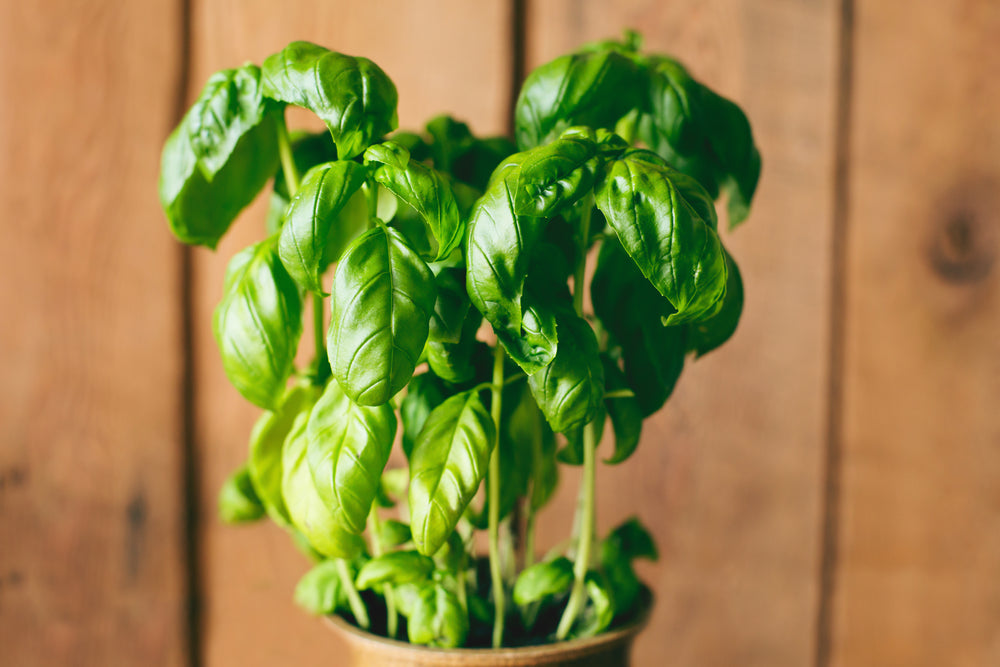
[{"left": 1, "top": 1, "right": 998, "bottom": 666}]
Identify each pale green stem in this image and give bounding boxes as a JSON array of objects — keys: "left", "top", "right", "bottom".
[
  {"left": 276, "top": 114, "right": 300, "bottom": 197},
  {"left": 367, "top": 509, "right": 398, "bottom": 638},
  {"left": 336, "top": 559, "right": 370, "bottom": 630},
  {"left": 488, "top": 343, "right": 506, "bottom": 648},
  {"left": 603, "top": 389, "right": 635, "bottom": 399},
  {"left": 524, "top": 505, "right": 537, "bottom": 570}
]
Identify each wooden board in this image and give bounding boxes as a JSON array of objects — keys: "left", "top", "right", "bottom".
[
  {"left": 830, "top": 2, "right": 1000, "bottom": 665},
  {"left": 0, "top": 1, "right": 188, "bottom": 665},
  {"left": 185, "top": 2, "right": 513, "bottom": 664},
  {"left": 525, "top": 2, "right": 840, "bottom": 665}
]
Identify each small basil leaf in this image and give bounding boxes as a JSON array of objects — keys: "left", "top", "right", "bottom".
[
  {"left": 365, "top": 141, "right": 464, "bottom": 260},
  {"left": 452, "top": 136, "right": 518, "bottom": 191},
  {"left": 248, "top": 385, "right": 321, "bottom": 526},
  {"left": 512, "top": 128, "right": 602, "bottom": 217},
  {"left": 218, "top": 464, "right": 265, "bottom": 523},
  {"left": 560, "top": 406, "right": 606, "bottom": 466},
  {"left": 596, "top": 151, "right": 728, "bottom": 326},
  {"left": 401, "top": 372, "right": 448, "bottom": 459},
  {"left": 278, "top": 160, "right": 367, "bottom": 293},
  {"left": 213, "top": 238, "right": 302, "bottom": 410},
  {"left": 592, "top": 237, "right": 687, "bottom": 416},
  {"left": 514, "top": 48, "right": 643, "bottom": 150},
  {"left": 513, "top": 557, "right": 574, "bottom": 606},
  {"left": 377, "top": 467, "right": 409, "bottom": 508},
  {"left": 600, "top": 517, "right": 658, "bottom": 616},
  {"left": 262, "top": 41, "right": 398, "bottom": 159},
  {"left": 305, "top": 380, "right": 397, "bottom": 535},
  {"left": 379, "top": 519, "right": 413, "bottom": 548},
  {"left": 393, "top": 581, "right": 431, "bottom": 618},
  {"left": 601, "top": 358, "right": 643, "bottom": 465},
  {"left": 408, "top": 585, "right": 469, "bottom": 649},
  {"left": 503, "top": 380, "right": 557, "bottom": 512},
  {"left": 329, "top": 226, "right": 436, "bottom": 405},
  {"left": 282, "top": 410, "right": 366, "bottom": 559},
  {"left": 527, "top": 312, "right": 604, "bottom": 434},
  {"left": 409, "top": 390, "right": 496, "bottom": 555},
  {"left": 294, "top": 560, "right": 347, "bottom": 615},
  {"left": 356, "top": 551, "right": 435, "bottom": 590},
  {"left": 426, "top": 310, "right": 482, "bottom": 385},
  {"left": 687, "top": 250, "right": 743, "bottom": 358},
  {"left": 433, "top": 532, "right": 469, "bottom": 572},
  {"left": 160, "top": 64, "right": 279, "bottom": 248},
  {"left": 643, "top": 56, "right": 761, "bottom": 227},
  {"left": 428, "top": 267, "right": 471, "bottom": 344},
  {"left": 572, "top": 572, "right": 616, "bottom": 639},
  {"left": 425, "top": 114, "right": 474, "bottom": 173}
]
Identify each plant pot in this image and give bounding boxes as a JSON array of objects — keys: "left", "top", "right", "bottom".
[{"left": 324, "top": 590, "right": 653, "bottom": 667}]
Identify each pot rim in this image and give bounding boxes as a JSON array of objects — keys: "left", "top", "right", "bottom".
[{"left": 324, "top": 587, "right": 653, "bottom": 659}]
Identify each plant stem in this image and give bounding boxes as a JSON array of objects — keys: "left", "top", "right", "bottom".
[
  {"left": 364, "top": 180, "right": 378, "bottom": 225},
  {"left": 557, "top": 196, "right": 598, "bottom": 640},
  {"left": 276, "top": 113, "right": 300, "bottom": 197},
  {"left": 524, "top": 505, "right": 537, "bottom": 570},
  {"left": 335, "top": 559, "right": 370, "bottom": 630},
  {"left": 488, "top": 343, "right": 506, "bottom": 648},
  {"left": 603, "top": 388, "right": 635, "bottom": 399},
  {"left": 367, "top": 509, "right": 398, "bottom": 638},
  {"left": 313, "top": 294, "right": 326, "bottom": 370}
]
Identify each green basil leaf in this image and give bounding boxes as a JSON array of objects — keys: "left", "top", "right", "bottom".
[
  {"left": 213, "top": 238, "right": 302, "bottom": 409},
  {"left": 282, "top": 409, "right": 366, "bottom": 559},
  {"left": 305, "top": 380, "right": 397, "bottom": 535},
  {"left": 643, "top": 56, "right": 761, "bottom": 227},
  {"left": 623, "top": 149, "right": 718, "bottom": 230},
  {"left": 329, "top": 225, "right": 436, "bottom": 405},
  {"left": 294, "top": 560, "right": 347, "bottom": 615},
  {"left": 560, "top": 406, "right": 606, "bottom": 466},
  {"left": 433, "top": 532, "right": 469, "bottom": 572},
  {"left": 356, "top": 550, "right": 435, "bottom": 590},
  {"left": 393, "top": 581, "right": 431, "bottom": 618},
  {"left": 160, "top": 64, "right": 279, "bottom": 248},
  {"left": 365, "top": 141, "right": 464, "bottom": 260},
  {"left": 504, "top": 380, "right": 557, "bottom": 511},
  {"left": 426, "top": 311, "right": 482, "bottom": 385},
  {"left": 687, "top": 249, "right": 743, "bottom": 358},
  {"left": 376, "top": 467, "right": 409, "bottom": 508},
  {"left": 600, "top": 517, "right": 657, "bottom": 616},
  {"left": 378, "top": 519, "right": 413, "bottom": 548},
  {"left": 514, "top": 49, "right": 643, "bottom": 150},
  {"left": 512, "top": 128, "right": 601, "bottom": 217},
  {"left": 592, "top": 237, "right": 687, "bottom": 416},
  {"left": 262, "top": 41, "right": 398, "bottom": 159},
  {"left": 409, "top": 390, "right": 496, "bottom": 555},
  {"left": 601, "top": 358, "right": 643, "bottom": 465},
  {"left": 248, "top": 384, "right": 321, "bottom": 526},
  {"left": 428, "top": 267, "right": 471, "bottom": 344},
  {"left": 513, "top": 557, "right": 574, "bottom": 606},
  {"left": 452, "top": 136, "right": 518, "bottom": 191},
  {"left": 527, "top": 311, "right": 604, "bottom": 434},
  {"left": 425, "top": 114, "right": 474, "bottom": 173},
  {"left": 596, "top": 151, "right": 728, "bottom": 326},
  {"left": 465, "top": 166, "right": 557, "bottom": 374},
  {"left": 217, "top": 464, "right": 265, "bottom": 524},
  {"left": 401, "top": 372, "right": 448, "bottom": 459},
  {"left": 572, "top": 572, "right": 616, "bottom": 639},
  {"left": 407, "top": 585, "right": 469, "bottom": 649},
  {"left": 278, "top": 160, "right": 367, "bottom": 294}
]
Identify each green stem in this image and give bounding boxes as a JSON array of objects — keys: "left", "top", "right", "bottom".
[
  {"left": 603, "top": 389, "right": 635, "bottom": 399},
  {"left": 276, "top": 113, "right": 300, "bottom": 197},
  {"left": 313, "top": 294, "right": 326, "bottom": 371},
  {"left": 524, "top": 505, "right": 537, "bottom": 570},
  {"left": 488, "top": 343, "right": 506, "bottom": 648},
  {"left": 572, "top": 201, "right": 594, "bottom": 316},
  {"left": 367, "top": 509, "right": 398, "bottom": 638},
  {"left": 364, "top": 180, "right": 378, "bottom": 226},
  {"left": 335, "top": 559, "right": 370, "bottom": 630}
]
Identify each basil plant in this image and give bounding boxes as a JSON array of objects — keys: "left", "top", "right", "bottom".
[{"left": 161, "top": 32, "right": 759, "bottom": 650}]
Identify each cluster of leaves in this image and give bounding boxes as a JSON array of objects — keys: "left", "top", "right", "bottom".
[{"left": 160, "top": 31, "right": 758, "bottom": 649}]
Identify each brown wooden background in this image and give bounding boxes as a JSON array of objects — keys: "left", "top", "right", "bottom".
[{"left": 1, "top": 1, "right": 998, "bottom": 665}]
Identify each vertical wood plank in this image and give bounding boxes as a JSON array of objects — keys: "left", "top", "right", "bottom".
[
  {"left": 184, "top": 3, "right": 513, "bottom": 664},
  {"left": 0, "top": 2, "right": 188, "bottom": 666},
  {"left": 525, "top": 2, "right": 840, "bottom": 665},
  {"left": 831, "top": 2, "right": 1000, "bottom": 665}
]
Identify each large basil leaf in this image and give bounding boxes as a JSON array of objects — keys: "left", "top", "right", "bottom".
[
  {"left": 592, "top": 237, "right": 687, "bottom": 416},
  {"left": 514, "top": 48, "right": 642, "bottom": 150},
  {"left": 217, "top": 464, "right": 265, "bottom": 524},
  {"left": 356, "top": 551, "right": 435, "bottom": 590},
  {"left": 282, "top": 409, "right": 365, "bottom": 559},
  {"left": 465, "top": 166, "right": 557, "bottom": 374},
  {"left": 511, "top": 128, "right": 601, "bottom": 217},
  {"left": 407, "top": 584, "right": 469, "bottom": 649},
  {"left": 365, "top": 141, "right": 463, "bottom": 260},
  {"left": 278, "top": 160, "right": 367, "bottom": 293},
  {"left": 600, "top": 517, "right": 658, "bottom": 617},
  {"left": 409, "top": 390, "right": 496, "bottom": 555},
  {"left": 305, "top": 380, "right": 397, "bottom": 535},
  {"left": 262, "top": 41, "right": 398, "bottom": 159},
  {"left": 294, "top": 560, "right": 348, "bottom": 615},
  {"left": 401, "top": 372, "right": 448, "bottom": 458},
  {"left": 160, "top": 64, "right": 279, "bottom": 248},
  {"left": 687, "top": 249, "right": 744, "bottom": 358},
  {"left": 513, "top": 557, "right": 574, "bottom": 606},
  {"left": 213, "top": 238, "right": 302, "bottom": 410},
  {"left": 527, "top": 312, "right": 604, "bottom": 434},
  {"left": 596, "top": 150, "right": 728, "bottom": 326},
  {"left": 329, "top": 226, "right": 436, "bottom": 405},
  {"left": 642, "top": 56, "right": 761, "bottom": 227},
  {"left": 248, "top": 384, "right": 320, "bottom": 526},
  {"left": 601, "top": 358, "right": 643, "bottom": 465}
]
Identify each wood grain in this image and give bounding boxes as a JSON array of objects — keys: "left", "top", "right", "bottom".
[
  {"left": 830, "top": 2, "right": 1000, "bottom": 665},
  {"left": 185, "top": 2, "right": 513, "bottom": 664},
  {"left": 526, "top": 2, "right": 840, "bottom": 665},
  {"left": 0, "top": 1, "right": 188, "bottom": 665}
]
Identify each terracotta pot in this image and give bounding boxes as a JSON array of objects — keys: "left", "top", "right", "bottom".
[{"left": 325, "top": 592, "right": 652, "bottom": 667}]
